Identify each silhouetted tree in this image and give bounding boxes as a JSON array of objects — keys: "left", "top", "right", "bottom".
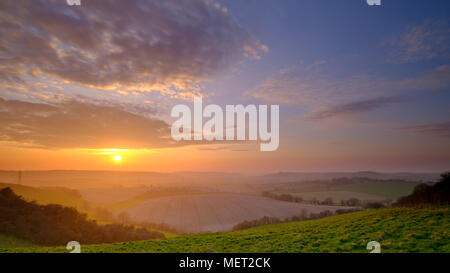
[
  {"left": 345, "top": 198, "right": 362, "bottom": 207},
  {"left": 394, "top": 172, "right": 450, "bottom": 206},
  {"left": 363, "top": 201, "right": 385, "bottom": 209},
  {"left": 117, "top": 211, "right": 131, "bottom": 223}
]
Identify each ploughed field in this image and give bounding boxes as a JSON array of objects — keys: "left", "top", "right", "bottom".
[{"left": 118, "top": 193, "right": 349, "bottom": 233}]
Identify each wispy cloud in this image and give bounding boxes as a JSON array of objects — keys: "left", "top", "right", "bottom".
[
  {"left": 386, "top": 19, "right": 450, "bottom": 63},
  {"left": 0, "top": 0, "right": 267, "bottom": 100},
  {"left": 247, "top": 61, "right": 450, "bottom": 123},
  {"left": 400, "top": 121, "right": 450, "bottom": 139},
  {"left": 306, "top": 96, "right": 409, "bottom": 121},
  {"left": 0, "top": 97, "right": 176, "bottom": 149},
  {"left": 248, "top": 62, "right": 450, "bottom": 107},
  {"left": 246, "top": 62, "right": 373, "bottom": 105}
]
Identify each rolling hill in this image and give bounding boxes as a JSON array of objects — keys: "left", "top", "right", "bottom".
[
  {"left": 2, "top": 207, "right": 448, "bottom": 253},
  {"left": 117, "top": 193, "right": 349, "bottom": 233},
  {"left": 267, "top": 178, "right": 422, "bottom": 203},
  {"left": 332, "top": 181, "right": 419, "bottom": 200},
  {"left": 0, "top": 183, "right": 87, "bottom": 211}
]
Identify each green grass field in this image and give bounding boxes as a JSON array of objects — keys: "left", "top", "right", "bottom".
[
  {"left": 332, "top": 181, "right": 419, "bottom": 200},
  {"left": 0, "top": 234, "right": 36, "bottom": 248},
  {"left": 275, "top": 190, "right": 386, "bottom": 202},
  {"left": 2, "top": 207, "right": 448, "bottom": 253},
  {"left": 272, "top": 180, "right": 419, "bottom": 202}
]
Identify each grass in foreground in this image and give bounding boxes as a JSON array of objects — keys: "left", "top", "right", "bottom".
[
  {"left": 2, "top": 207, "right": 448, "bottom": 253},
  {"left": 0, "top": 234, "right": 37, "bottom": 248}
]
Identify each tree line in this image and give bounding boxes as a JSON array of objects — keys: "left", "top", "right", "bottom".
[
  {"left": 394, "top": 172, "right": 450, "bottom": 206},
  {"left": 261, "top": 191, "right": 386, "bottom": 208},
  {"left": 232, "top": 208, "right": 360, "bottom": 231}
]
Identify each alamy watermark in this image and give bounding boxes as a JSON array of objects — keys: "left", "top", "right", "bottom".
[
  {"left": 366, "top": 0, "right": 381, "bottom": 6},
  {"left": 67, "top": 0, "right": 81, "bottom": 6},
  {"left": 66, "top": 241, "right": 81, "bottom": 253},
  {"left": 367, "top": 241, "right": 381, "bottom": 253},
  {"left": 171, "top": 97, "right": 279, "bottom": 151}
]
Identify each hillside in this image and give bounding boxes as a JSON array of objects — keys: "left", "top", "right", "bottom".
[
  {"left": 117, "top": 193, "right": 349, "bottom": 233},
  {"left": 0, "top": 234, "right": 36, "bottom": 248},
  {"left": 268, "top": 178, "right": 421, "bottom": 203},
  {"left": 3, "top": 207, "right": 448, "bottom": 253},
  {"left": 0, "top": 188, "right": 165, "bottom": 246},
  {"left": 333, "top": 181, "right": 419, "bottom": 200},
  {"left": 104, "top": 188, "right": 208, "bottom": 211},
  {"left": 0, "top": 184, "right": 178, "bottom": 237},
  {"left": 0, "top": 183, "right": 87, "bottom": 211}
]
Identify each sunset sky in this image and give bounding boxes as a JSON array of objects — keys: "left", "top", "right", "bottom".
[{"left": 0, "top": 0, "right": 449, "bottom": 172}]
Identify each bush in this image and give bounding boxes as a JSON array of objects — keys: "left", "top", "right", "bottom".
[
  {"left": 232, "top": 216, "right": 281, "bottom": 230},
  {"left": 363, "top": 202, "right": 385, "bottom": 209}
]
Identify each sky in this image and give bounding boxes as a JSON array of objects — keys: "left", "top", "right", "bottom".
[{"left": 0, "top": 0, "right": 449, "bottom": 172}]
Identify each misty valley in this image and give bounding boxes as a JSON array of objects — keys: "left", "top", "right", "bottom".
[{"left": 0, "top": 170, "right": 448, "bottom": 253}]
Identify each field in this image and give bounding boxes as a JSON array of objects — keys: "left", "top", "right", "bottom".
[
  {"left": 268, "top": 180, "right": 421, "bottom": 203},
  {"left": 279, "top": 191, "right": 385, "bottom": 202},
  {"left": 0, "top": 234, "right": 36, "bottom": 248},
  {"left": 2, "top": 207, "right": 448, "bottom": 253},
  {"left": 118, "top": 193, "right": 348, "bottom": 233},
  {"left": 102, "top": 189, "right": 208, "bottom": 211},
  {"left": 332, "top": 181, "right": 419, "bottom": 200}
]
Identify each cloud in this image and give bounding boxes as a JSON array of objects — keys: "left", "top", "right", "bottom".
[
  {"left": 307, "top": 96, "right": 409, "bottom": 121},
  {"left": 400, "top": 121, "right": 450, "bottom": 139},
  {"left": 391, "top": 65, "right": 450, "bottom": 91},
  {"left": 386, "top": 19, "right": 450, "bottom": 63},
  {"left": 247, "top": 62, "right": 394, "bottom": 106},
  {"left": 0, "top": 0, "right": 267, "bottom": 98},
  {"left": 248, "top": 62, "right": 450, "bottom": 105},
  {"left": 0, "top": 97, "right": 177, "bottom": 149},
  {"left": 246, "top": 62, "right": 368, "bottom": 105}
]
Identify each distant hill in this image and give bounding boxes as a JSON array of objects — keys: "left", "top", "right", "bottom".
[
  {"left": 0, "top": 170, "right": 179, "bottom": 189},
  {"left": 263, "top": 172, "right": 440, "bottom": 182},
  {"left": 3, "top": 207, "right": 448, "bottom": 253},
  {"left": 0, "top": 170, "right": 440, "bottom": 190},
  {"left": 0, "top": 183, "right": 87, "bottom": 211}
]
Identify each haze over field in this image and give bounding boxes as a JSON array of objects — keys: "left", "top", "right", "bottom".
[
  {"left": 119, "top": 193, "right": 350, "bottom": 233},
  {"left": 0, "top": 170, "right": 440, "bottom": 234}
]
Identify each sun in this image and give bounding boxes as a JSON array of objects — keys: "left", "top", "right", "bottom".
[{"left": 113, "top": 155, "right": 122, "bottom": 162}]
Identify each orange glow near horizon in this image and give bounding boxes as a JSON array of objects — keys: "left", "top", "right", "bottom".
[{"left": 0, "top": 143, "right": 448, "bottom": 173}]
